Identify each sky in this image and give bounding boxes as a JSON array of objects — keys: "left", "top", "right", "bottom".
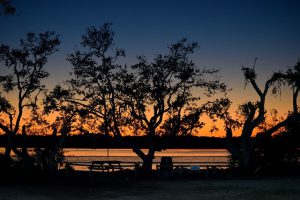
[{"left": 0, "top": 0, "right": 300, "bottom": 136}]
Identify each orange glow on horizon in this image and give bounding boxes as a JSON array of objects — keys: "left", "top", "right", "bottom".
[{"left": 0, "top": 76, "right": 296, "bottom": 138}]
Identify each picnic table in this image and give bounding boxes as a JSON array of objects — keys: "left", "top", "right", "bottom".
[{"left": 89, "top": 160, "right": 123, "bottom": 173}]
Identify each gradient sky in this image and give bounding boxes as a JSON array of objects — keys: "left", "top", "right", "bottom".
[{"left": 1, "top": 0, "right": 300, "bottom": 136}]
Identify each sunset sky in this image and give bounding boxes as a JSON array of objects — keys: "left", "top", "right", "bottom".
[{"left": 1, "top": 0, "right": 300, "bottom": 136}]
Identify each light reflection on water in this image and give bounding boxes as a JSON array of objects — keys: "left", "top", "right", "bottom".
[
  {"left": 64, "top": 148, "right": 229, "bottom": 163},
  {"left": 64, "top": 148, "right": 228, "bottom": 157},
  {"left": 1, "top": 148, "right": 229, "bottom": 162},
  {"left": 1, "top": 148, "right": 229, "bottom": 170}
]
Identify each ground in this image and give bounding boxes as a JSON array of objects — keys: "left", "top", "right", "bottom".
[{"left": 1, "top": 176, "right": 300, "bottom": 200}]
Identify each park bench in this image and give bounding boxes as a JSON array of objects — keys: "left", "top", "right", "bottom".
[{"left": 156, "top": 162, "right": 229, "bottom": 177}]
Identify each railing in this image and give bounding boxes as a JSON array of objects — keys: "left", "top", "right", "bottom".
[{"left": 67, "top": 160, "right": 229, "bottom": 172}]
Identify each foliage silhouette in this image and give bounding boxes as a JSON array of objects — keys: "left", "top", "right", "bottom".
[
  {"left": 254, "top": 61, "right": 300, "bottom": 174},
  {"left": 0, "top": 0, "right": 15, "bottom": 15},
  {"left": 0, "top": 32, "right": 60, "bottom": 158},
  {"left": 211, "top": 59, "right": 300, "bottom": 172},
  {"left": 47, "top": 23, "right": 228, "bottom": 172}
]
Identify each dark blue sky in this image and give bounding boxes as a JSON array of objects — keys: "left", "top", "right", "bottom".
[{"left": 1, "top": 0, "right": 300, "bottom": 111}]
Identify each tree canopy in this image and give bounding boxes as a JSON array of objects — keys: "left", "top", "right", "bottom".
[
  {"left": 46, "top": 23, "right": 228, "bottom": 171},
  {"left": 0, "top": 31, "right": 60, "bottom": 157}
]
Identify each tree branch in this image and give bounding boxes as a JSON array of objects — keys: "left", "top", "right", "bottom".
[
  {"left": 293, "top": 88, "right": 299, "bottom": 114},
  {"left": 263, "top": 113, "right": 300, "bottom": 137},
  {"left": 249, "top": 79, "right": 263, "bottom": 97},
  {"left": 0, "top": 121, "right": 10, "bottom": 134}
]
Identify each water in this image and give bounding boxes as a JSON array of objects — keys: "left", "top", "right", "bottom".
[
  {"left": 64, "top": 148, "right": 229, "bottom": 163},
  {"left": 1, "top": 148, "right": 229, "bottom": 170}
]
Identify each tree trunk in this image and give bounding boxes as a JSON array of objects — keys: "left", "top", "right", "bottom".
[
  {"left": 4, "top": 145, "right": 11, "bottom": 158},
  {"left": 47, "top": 127, "right": 65, "bottom": 175},
  {"left": 4, "top": 132, "right": 22, "bottom": 159},
  {"left": 241, "top": 135, "right": 255, "bottom": 171},
  {"left": 225, "top": 128, "right": 242, "bottom": 167},
  {"left": 5, "top": 133, "right": 14, "bottom": 158},
  {"left": 293, "top": 88, "right": 299, "bottom": 114},
  {"left": 142, "top": 154, "right": 154, "bottom": 173},
  {"left": 21, "top": 125, "right": 29, "bottom": 160},
  {"left": 140, "top": 144, "right": 155, "bottom": 173},
  {"left": 241, "top": 147, "right": 252, "bottom": 170}
]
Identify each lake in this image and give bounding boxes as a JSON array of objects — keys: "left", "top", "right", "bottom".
[
  {"left": 1, "top": 148, "right": 229, "bottom": 170},
  {"left": 64, "top": 148, "right": 229, "bottom": 163}
]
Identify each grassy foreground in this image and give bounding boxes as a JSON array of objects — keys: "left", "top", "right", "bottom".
[{"left": 1, "top": 176, "right": 300, "bottom": 200}]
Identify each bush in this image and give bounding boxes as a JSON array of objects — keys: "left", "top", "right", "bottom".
[
  {"left": 0, "top": 147, "right": 66, "bottom": 178},
  {"left": 0, "top": 153, "right": 13, "bottom": 174},
  {"left": 255, "top": 130, "right": 300, "bottom": 175}
]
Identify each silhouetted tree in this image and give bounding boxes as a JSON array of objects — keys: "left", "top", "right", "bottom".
[
  {"left": 46, "top": 23, "right": 136, "bottom": 166},
  {"left": 284, "top": 61, "right": 299, "bottom": 114},
  {"left": 212, "top": 59, "right": 300, "bottom": 171},
  {"left": 49, "top": 23, "right": 228, "bottom": 172},
  {"left": 233, "top": 63, "right": 282, "bottom": 170},
  {"left": 117, "top": 39, "right": 228, "bottom": 171},
  {"left": 0, "top": 32, "right": 60, "bottom": 158},
  {"left": 0, "top": 0, "right": 15, "bottom": 15},
  {"left": 43, "top": 89, "right": 78, "bottom": 174},
  {"left": 253, "top": 62, "right": 300, "bottom": 173}
]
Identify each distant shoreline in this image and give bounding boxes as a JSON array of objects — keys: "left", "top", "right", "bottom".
[{"left": 0, "top": 135, "right": 235, "bottom": 149}]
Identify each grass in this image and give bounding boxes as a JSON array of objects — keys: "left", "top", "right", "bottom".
[{"left": 1, "top": 175, "right": 300, "bottom": 200}]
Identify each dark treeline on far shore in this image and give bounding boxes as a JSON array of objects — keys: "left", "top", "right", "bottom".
[{"left": 0, "top": 135, "right": 238, "bottom": 149}]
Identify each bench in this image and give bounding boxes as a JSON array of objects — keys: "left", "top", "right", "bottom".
[
  {"left": 156, "top": 163, "right": 229, "bottom": 177},
  {"left": 156, "top": 164, "right": 228, "bottom": 171},
  {"left": 89, "top": 160, "right": 123, "bottom": 173}
]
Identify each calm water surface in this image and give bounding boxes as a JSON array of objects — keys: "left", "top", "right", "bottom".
[
  {"left": 64, "top": 148, "right": 229, "bottom": 163},
  {"left": 1, "top": 148, "right": 229, "bottom": 170},
  {"left": 1, "top": 148, "right": 229, "bottom": 162}
]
